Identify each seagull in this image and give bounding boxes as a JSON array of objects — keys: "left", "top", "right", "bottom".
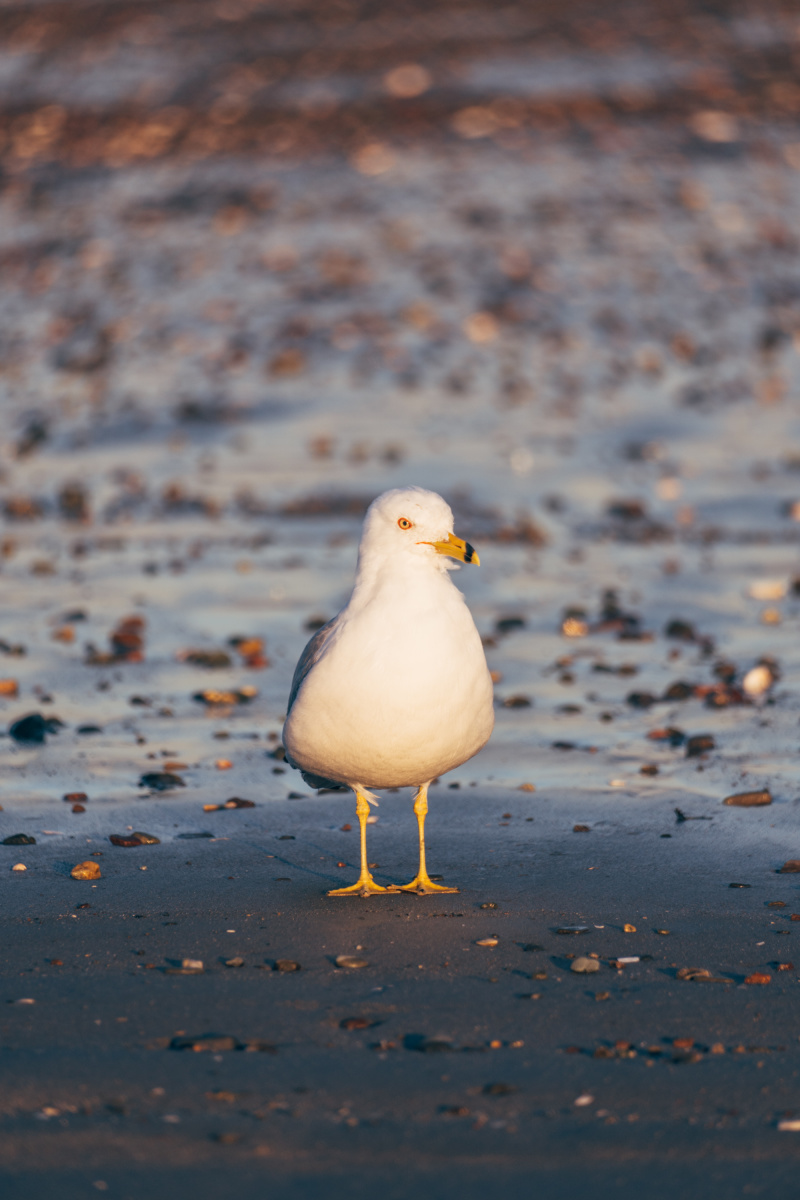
[{"left": 283, "top": 486, "right": 494, "bottom": 896}]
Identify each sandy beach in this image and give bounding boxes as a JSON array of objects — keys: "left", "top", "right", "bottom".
[{"left": 2, "top": 1, "right": 800, "bottom": 1195}]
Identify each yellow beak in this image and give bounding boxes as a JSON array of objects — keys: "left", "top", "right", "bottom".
[{"left": 420, "top": 533, "right": 480, "bottom": 566}]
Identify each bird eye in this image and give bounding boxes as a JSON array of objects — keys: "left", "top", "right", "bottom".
[{"left": 397, "top": 517, "right": 413, "bottom": 530}]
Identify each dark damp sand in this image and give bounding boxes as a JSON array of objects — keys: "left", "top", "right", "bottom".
[{"left": 3, "top": 787, "right": 800, "bottom": 1200}]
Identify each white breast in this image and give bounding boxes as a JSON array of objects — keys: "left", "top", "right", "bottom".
[{"left": 283, "top": 570, "right": 494, "bottom": 789}]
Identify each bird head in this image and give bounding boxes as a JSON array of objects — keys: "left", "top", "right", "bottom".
[{"left": 360, "top": 486, "right": 479, "bottom": 570}]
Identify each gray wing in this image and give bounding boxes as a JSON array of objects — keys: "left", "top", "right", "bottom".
[
  {"left": 285, "top": 617, "right": 348, "bottom": 791},
  {"left": 286, "top": 616, "right": 339, "bottom": 716}
]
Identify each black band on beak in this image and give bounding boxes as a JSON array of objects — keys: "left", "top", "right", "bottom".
[{"left": 464, "top": 542, "right": 476, "bottom": 564}]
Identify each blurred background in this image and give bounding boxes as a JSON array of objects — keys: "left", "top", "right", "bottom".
[{"left": 1, "top": 0, "right": 800, "bottom": 800}]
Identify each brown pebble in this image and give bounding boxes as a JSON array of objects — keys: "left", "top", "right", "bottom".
[
  {"left": 724, "top": 790, "right": 772, "bottom": 807},
  {"left": 686, "top": 735, "right": 715, "bottom": 757},
  {"left": 70, "top": 860, "right": 101, "bottom": 880},
  {"left": 573, "top": 824, "right": 590, "bottom": 833},
  {"left": 274, "top": 959, "right": 300, "bottom": 972},
  {"left": 171, "top": 1034, "right": 238, "bottom": 1052},
  {"left": 744, "top": 973, "right": 772, "bottom": 985},
  {"left": 779, "top": 861, "right": 800, "bottom": 874},
  {"left": 626, "top": 691, "right": 657, "bottom": 709},
  {"left": 193, "top": 687, "right": 258, "bottom": 707},
  {"left": 109, "top": 832, "right": 160, "bottom": 847}
]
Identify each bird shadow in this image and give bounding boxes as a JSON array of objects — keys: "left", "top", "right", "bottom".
[{"left": 248, "top": 841, "right": 404, "bottom": 890}]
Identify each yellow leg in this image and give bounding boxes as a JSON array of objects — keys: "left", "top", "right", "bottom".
[
  {"left": 328, "top": 788, "right": 390, "bottom": 897},
  {"left": 397, "top": 784, "right": 459, "bottom": 894}
]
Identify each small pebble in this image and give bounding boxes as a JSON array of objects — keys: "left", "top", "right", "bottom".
[
  {"left": 743, "top": 665, "right": 774, "bottom": 697},
  {"left": 171, "top": 1034, "right": 238, "bottom": 1052},
  {"left": 110, "top": 831, "right": 161, "bottom": 846},
  {"left": 335, "top": 955, "right": 368, "bottom": 969},
  {"left": 70, "top": 861, "right": 101, "bottom": 880},
  {"left": 724, "top": 790, "right": 772, "bottom": 808},
  {"left": 11, "top": 863, "right": 27, "bottom": 872},
  {"left": 571, "top": 957, "right": 600, "bottom": 974},
  {"left": 748, "top": 580, "right": 785, "bottom": 601},
  {"left": 677, "top": 967, "right": 711, "bottom": 981},
  {"left": 685, "top": 735, "right": 715, "bottom": 758},
  {"left": 138, "top": 772, "right": 185, "bottom": 792}
]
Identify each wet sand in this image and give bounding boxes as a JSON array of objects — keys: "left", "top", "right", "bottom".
[
  {"left": 5, "top": 788, "right": 800, "bottom": 1199},
  {"left": 2, "top": 1, "right": 800, "bottom": 1195}
]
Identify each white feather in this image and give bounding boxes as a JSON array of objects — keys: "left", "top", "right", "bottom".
[{"left": 283, "top": 487, "right": 494, "bottom": 789}]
